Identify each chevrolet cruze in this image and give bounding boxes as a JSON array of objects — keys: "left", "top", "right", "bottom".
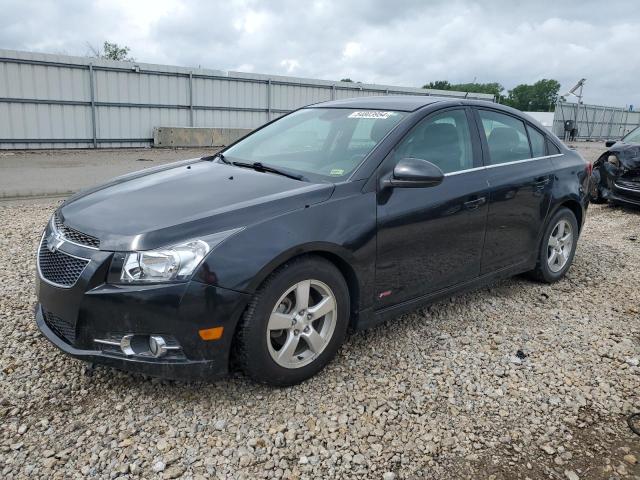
[{"left": 35, "top": 96, "right": 590, "bottom": 386}]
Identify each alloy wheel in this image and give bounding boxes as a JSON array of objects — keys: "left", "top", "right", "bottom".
[
  {"left": 266, "top": 279, "right": 337, "bottom": 369},
  {"left": 547, "top": 219, "right": 573, "bottom": 273}
]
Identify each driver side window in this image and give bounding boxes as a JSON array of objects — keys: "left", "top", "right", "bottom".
[{"left": 394, "top": 109, "right": 474, "bottom": 174}]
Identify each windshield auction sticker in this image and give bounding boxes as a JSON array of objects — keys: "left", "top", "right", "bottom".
[{"left": 348, "top": 111, "right": 396, "bottom": 119}]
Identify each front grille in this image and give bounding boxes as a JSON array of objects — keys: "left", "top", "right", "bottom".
[
  {"left": 43, "top": 310, "right": 77, "bottom": 344},
  {"left": 38, "top": 240, "right": 89, "bottom": 287},
  {"left": 615, "top": 179, "right": 640, "bottom": 192},
  {"left": 54, "top": 212, "right": 100, "bottom": 249}
]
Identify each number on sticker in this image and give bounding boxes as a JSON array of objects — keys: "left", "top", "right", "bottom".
[{"left": 348, "top": 111, "right": 395, "bottom": 119}]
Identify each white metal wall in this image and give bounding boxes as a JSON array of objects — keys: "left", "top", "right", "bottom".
[
  {"left": 0, "top": 49, "right": 495, "bottom": 149},
  {"left": 553, "top": 101, "right": 640, "bottom": 141}
]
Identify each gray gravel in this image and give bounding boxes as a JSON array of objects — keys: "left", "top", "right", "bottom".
[{"left": 1, "top": 168, "right": 640, "bottom": 478}]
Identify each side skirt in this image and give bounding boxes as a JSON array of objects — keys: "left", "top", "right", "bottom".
[{"left": 354, "top": 260, "right": 533, "bottom": 331}]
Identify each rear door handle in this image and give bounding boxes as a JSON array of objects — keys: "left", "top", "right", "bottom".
[
  {"left": 463, "top": 197, "right": 486, "bottom": 210},
  {"left": 533, "top": 176, "right": 551, "bottom": 187}
]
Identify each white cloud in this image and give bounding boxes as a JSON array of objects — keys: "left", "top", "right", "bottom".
[
  {"left": 233, "top": 9, "right": 269, "bottom": 34},
  {"left": 280, "top": 58, "right": 300, "bottom": 74},
  {"left": 342, "top": 42, "right": 362, "bottom": 59},
  {"left": 0, "top": 0, "right": 638, "bottom": 107}
]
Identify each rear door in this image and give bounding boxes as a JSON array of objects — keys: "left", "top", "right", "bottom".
[
  {"left": 474, "top": 108, "right": 556, "bottom": 274},
  {"left": 375, "top": 107, "right": 489, "bottom": 308}
]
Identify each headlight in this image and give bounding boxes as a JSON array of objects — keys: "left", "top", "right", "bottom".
[{"left": 120, "top": 229, "right": 242, "bottom": 283}]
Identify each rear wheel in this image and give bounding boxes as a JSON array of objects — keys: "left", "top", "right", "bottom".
[
  {"left": 529, "top": 207, "right": 579, "bottom": 283},
  {"left": 234, "top": 256, "right": 349, "bottom": 386}
]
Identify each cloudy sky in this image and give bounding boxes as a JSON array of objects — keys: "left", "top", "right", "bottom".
[{"left": 1, "top": 0, "right": 638, "bottom": 107}]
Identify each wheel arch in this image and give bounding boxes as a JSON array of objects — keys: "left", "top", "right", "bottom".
[
  {"left": 245, "top": 244, "right": 363, "bottom": 328},
  {"left": 556, "top": 199, "right": 584, "bottom": 233}
]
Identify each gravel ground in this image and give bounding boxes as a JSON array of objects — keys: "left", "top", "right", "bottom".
[
  {"left": 565, "top": 142, "right": 607, "bottom": 164},
  {"left": 1, "top": 167, "right": 639, "bottom": 479}
]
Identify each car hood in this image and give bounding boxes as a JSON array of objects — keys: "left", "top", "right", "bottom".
[
  {"left": 593, "top": 142, "right": 640, "bottom": 175},
  {"left": 605, "top": 142, "right": 640, "bottom": 169},
  {"left": 59, "top": 159, "right": 334, "bottom": 251}
]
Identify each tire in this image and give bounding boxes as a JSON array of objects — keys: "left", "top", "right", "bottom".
[
  {"left": 234, "top": 256, "right": 350, "bottom": 386},
  {"left": 589, "top": 169, "right": 607, "bottom": 204},
  {"left": 529, "top": 207, "right": 579, "bottom": 283}
]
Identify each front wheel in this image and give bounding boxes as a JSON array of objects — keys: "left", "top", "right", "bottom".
[
  {"left": 234, "top": 256, "right": 350, "bottom": 386},
  {"left": 589, "top": 168, "right": 608, "bottom": 204},
  {"left": 529, "top": 207, "right": 579, "bottom": 283}
]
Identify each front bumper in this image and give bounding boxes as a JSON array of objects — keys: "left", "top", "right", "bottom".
[
  {"left": 610, "top": 179, "right": 640, "bottom": 207},
  {"left": 36, "top": 305, "right": 226, "bottom": 380},
  {"left": 35, "top": 230, "right": 251, "bottom": 381}
]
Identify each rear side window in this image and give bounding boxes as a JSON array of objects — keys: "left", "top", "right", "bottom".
[
  {"left": 393, "top": 109, "right": 474, "bottom": 174},
  {"left": 527, "top": 125, "right": 546, "bottom": 157},
  {"left": 478, "top": 110, "right": 531, "bottom": 165}
]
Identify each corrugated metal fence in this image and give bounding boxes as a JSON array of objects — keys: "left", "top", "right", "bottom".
[
  {"left": 0, "top": 49, "right": 494, "bottom": 149},
  {"left": 553, "top": 101, "right": 640, "bottom": 141}
]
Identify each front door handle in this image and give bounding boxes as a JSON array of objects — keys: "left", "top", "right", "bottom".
[{"left": 463, "top": 197, "right": 486, "bottom": 210}]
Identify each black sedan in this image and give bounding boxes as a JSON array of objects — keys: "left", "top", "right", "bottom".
[
  {"left": 35, "top": 96, "right": 590, "bottom": 386},
  {"left": 590, "top": 126, "right": 640, "bottom": 207}
]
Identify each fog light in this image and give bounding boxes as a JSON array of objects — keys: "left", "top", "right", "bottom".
[{"left": 148, "top": 335, "right": 168, "bottom": 358}]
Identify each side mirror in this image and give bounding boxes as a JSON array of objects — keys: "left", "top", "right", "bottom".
[
  {"left": 605, "top": 140, "right": 616, "bottom": 148},
  {"left": 382, "top": 157, "right": 444, "bottom": 189}
]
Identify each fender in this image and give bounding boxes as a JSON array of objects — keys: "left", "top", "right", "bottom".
[
  {"left": 543, "top": 152, "right": 589, "bottom": 236},
  {"left": 242, "top": 241, "right": 360, "bottom": 293},
  {"left": 193, "top": 183, "right": 378, "bottom": 314}
]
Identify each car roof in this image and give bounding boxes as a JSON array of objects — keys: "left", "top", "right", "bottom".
[
  {"left": 305, "top": 95, "right": 564, "bottom": 146},
  {"left": 308, "top": 95, "right": 458, "bottom": 112}
]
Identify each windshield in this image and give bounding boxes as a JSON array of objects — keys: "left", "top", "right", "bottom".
[
  {"left": 622, "top": 126, "right": 640, "bottom": 144},
  {"left": 223, "top": 108, "right": 407, "bottom": 181}
]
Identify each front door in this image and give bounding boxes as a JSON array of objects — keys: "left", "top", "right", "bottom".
[
  {"left": 375, "top": 108, "right": 489, "bottom": 308},
  {"left": 474, "top": 108, "right": 555, "bottom": 273}
]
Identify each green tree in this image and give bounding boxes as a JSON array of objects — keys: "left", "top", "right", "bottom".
[
  {"left": 340, "top": 78, "right": 354, "bottom": 83},
  {"left": 422, "top": 80, "right": 505, "bottom": 102},
  {"left": 423, "top": 80, "right": 452, "bottom": 90},
  {"left": 87, "top": 41, "right": 134, "bottom": 61},
  {"left": 505, "top": 79, "right": 561, "bottom": 111}
]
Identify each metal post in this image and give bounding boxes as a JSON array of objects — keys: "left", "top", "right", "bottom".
[
  {"left": 88, "top": 64, "right": 97, "bottom": 148},
  {"left": 556, "top": 101, "right": 566, "bottom": 139},
  {"left": 267, "top": 79, "right": 272, "bottom": 121},
  {"left": 596, "top": 107, "right": 609, "bottom": 140},
  {"left": 587, "top": 105, "right": 597, "bottom": 139},
  {"left": 331, "top": 84, "right": 336, "bottom": 100},
  {"left": 189, "top": 71, "right": 194, "bottom": 127},
  {"left": 605, "top": 108, "right": 616, "bottom": 140},
  {"left": 621, "top": 109, "right": 630, "bottom": 137}
]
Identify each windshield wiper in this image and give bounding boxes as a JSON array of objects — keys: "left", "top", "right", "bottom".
[
  {"left": 201, "top": 152, "right": 230, "bottom": 164},
  {"left": 231, "top": 161, "right": 306, "bottom": 181}
]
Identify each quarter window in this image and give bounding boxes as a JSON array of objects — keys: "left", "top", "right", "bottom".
[
  {"left": 527, "top": 125, "right": 546, "bottom": 157},
  {"left": 547, "top": 139, "right": 561, "bottom": 155},
  {"left": 394, "top": 109, "right": 474, "bottom": 174},
  {"left": 478, "top": 110, "right": 531, "bottom": 165}
]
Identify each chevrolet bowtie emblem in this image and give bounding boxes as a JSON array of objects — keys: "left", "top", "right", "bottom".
[{"left": 47, "top": 231, "right": 65, "bottom": 253}]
